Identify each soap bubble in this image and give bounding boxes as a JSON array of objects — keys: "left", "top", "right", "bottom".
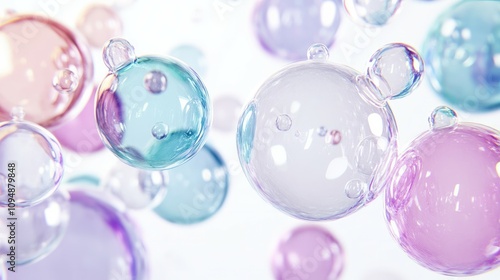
[
  {"left": 0, "top": 120, "right": 64, "bottom": 208},
  {"left": 237, "top": 43, "right": 423, "bottom": 220},
  {"left": 96, "top": 38, "right": 211, "bottom": 170},
  {"left": 0, "top": 15, "right": 93, "bottom": 127},
  {"left": 344, "top": 0, "right": 402, "bottom": 26},
  {"left": 386, "top": 107, "right": 500, "bottom": 276},
  {"left": 424, "top": 0, "right": 500, "bottom": 111},
  {"left": 154, "top": 144, "right": 229, "bottom": 224},
  {"left": 0, "top": 190, "right": 70, "bottom": 265},
  {"left": 272, "top": 225, "right": 344, "bottom": 280}
]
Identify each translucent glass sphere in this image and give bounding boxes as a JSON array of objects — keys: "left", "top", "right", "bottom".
[
  {"left": 0, "top": 15, "right": 93, "bottom": 127},
  {"left": 237, "top": 43, "right": 423, "bottom": 220},
  {"left": 0, "top": 190, "right": 69, "bottom": 265},
  {"left": 272, "top": 225, "right": 344, "bottom": 280},
  {"left": 424, "top": 0, "right": 500, "bottom": 111},
  {"left": 9, "top": 189, "right": 148, "bottom": 280},
  {"left": 154, "top": 144, "right": 229, "bottom": 224},
  {"left": 344, "top": 0, "right": 402, "bottom": 26},
  {"left": 385, "top": 107, "right": 500, "bottom": 276},
  {"left": 0, "top": 120, "right": 64, "bottom": 208},
  {"left": 96, "top": 38, "right": 212, "bottom": 170},
  {"left": 253, "top": 0, "right": 342, "bottom": 60}
]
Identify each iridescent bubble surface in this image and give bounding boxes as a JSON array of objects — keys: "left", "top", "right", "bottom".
[
  {"left": 154, "top": 144, "right": 229, "bottom": 224},
  {"left": 272, "top": 225, "right": 344, "bottom": 280},
  {"left": 386, "top": 108, "right": 500, "bottom": 276},
  {"left": 77, "top": 4, "right": 123, "bottom": 48},
  {"left": 253, "top": 0, "right": 342, "bottom": 60},
  {"left": 104, "top": 161, "right": 167, "bottom": 210},
  {"left": 96, "top": 39, "right": 211, "bottom": 170},
  {"left": 9, "top": 190, "right": 148, "bottom": 280},
  {"left": 424, "top": 0, "right": 500, "bottom": 111},
  {"left": 237, "top": 43, "right": 423, "bottom": 220},
  {"left": 344, "top": 0, "right": 402, "bottom": 26},
  {"left": 0, "top": 120, "right": 64, "bottom": 208},
  {"left": 51, "top": 87, "right": 104, "bottom": 153},
  {"left": 0, "top": 190, "right": 70, "bottom": 265},
  {"left": 0, "top": 15, "right": 93, "bottom": 127}
]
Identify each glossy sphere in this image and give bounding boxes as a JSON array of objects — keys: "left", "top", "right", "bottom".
[
  {"left": 0, "top": 190, "right": 69, "bottom": 265},
  {"left": 51, "top": 88, "right": 104, "bottom": 153},
  {"left": 237, "top": 43, "right": 423, "bottom": 220},
  {"left": 344, "top": 0, "right": 402, "bottom": 26},
  {"left": 424, "top": 0, "right": 500, "bottom": 111},
  {"left": 272, "top": 225, "right": 344, "bottom": 280},
  {"left": 96, "top": 39, "right": 211, "bottom": 170},
  {"left": 77, "top": 4, "right": 123, "bottom": 48},
  {"left": 104, "top": 161, "right": 167, "bottom": 210},
  {"left": 0, "top": 121, "right": 64, "bottom": 207},
  {"left": 10, "top": 190, "right": 148, "bottom": 280},
  {"left": 253, "top": 0, "right": 342, "bottom": 60},
  {"left": 386, "top": 108, "right": 500, "bottom": 276},
  {"left": 0, "top": 15, "right": 93, "bottom": 127},
  {"left": 154, "top": 144, "right": 229, "bottom": 224}
]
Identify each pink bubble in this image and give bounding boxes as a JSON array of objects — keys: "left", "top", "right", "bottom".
[
  {"left": 386, "top": 111, "right": 500, "bottom": 276},
  {"left": 0, "top": 15, "right": 93, "bottom": 128},
  {"left": 272, "top": 225, "right": 344, "bottom": 280},
  {"left": 50, "top": 86, "right": 104, "bottom": 153},
  {"left": 77, "top": 4, "right": 123, "bottom": 48}
]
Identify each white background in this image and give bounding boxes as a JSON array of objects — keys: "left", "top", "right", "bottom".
[{"left": 2, "top": 0, "right": 500, "bottom": 279}]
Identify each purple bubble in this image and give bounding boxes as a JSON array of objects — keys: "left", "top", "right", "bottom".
[
  {"left": 253, "top": 0, "right": 342, "bottom": 60},
  {"left": 272, "top": 225, "right": 344, "bottom": 280},
  {"left": 10, "top": 189, "right": 148, "bottom": 280}
]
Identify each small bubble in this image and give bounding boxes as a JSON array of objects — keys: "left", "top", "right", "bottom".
[
  {"left": 429, "top": 106, "right": 458, "bottom": 130},
  {"left": 53, "top": 69, "right": 78, "bottom": 94},
  {"left": 103, "top": 38, "right": 136, "bottom": 72},
  {"left": 325, "top": 130, "right": 342, "bottom": 145},
  {"left": 345, "top": 180, "right": 367, "bottom": 199},
  {"left": 276, "top": 114, "right": 292, "bottom": 131},
  {"left": 152, "top": 122, "right": 169, "bottom": 140},
  {"left": 307, "top": 43, "right": 330, "bottom": 61},
  {"left": 317, "top": 126, "right": 327, "bottom": 137},
  {"left": 10, "top": 106, "right": 25, "bottom": 121},
  {"left": 144, "top": 71, "right": 167, "bottom": 94}
]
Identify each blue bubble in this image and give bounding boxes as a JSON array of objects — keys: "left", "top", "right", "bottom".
[
  {"left": 424, "top": 0, "right": 500, "bottom": 111},
  {"left": 153, "top": 144, "right": 229, "bottom": 224}
]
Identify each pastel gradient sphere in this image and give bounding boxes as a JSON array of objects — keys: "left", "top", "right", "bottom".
[
  {"left": 272, "top": 225, "right": 344, "bottom": 280},
  {"left": 386, "top": 108, "right": 500, "bottom": 276}
]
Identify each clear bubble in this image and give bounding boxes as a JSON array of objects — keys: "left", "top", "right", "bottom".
[
  {"left": 386, "top": 122, "right": 500, "bottom": 276},
  {"left": 0, "top": 15, "right": 93, "bottom": 127},
  {"left": 272, "top": 225, "right": 344, "bottom": 280},
  {"left": 345, "top": 179, "right": 367, "bottom": 199},
  {"left": 307, "top": 43, "right": 330, "bottom": 61},
  {"left": 154, "top": 144, "right": 229, "bottom": 224},
  {"left": 96, "top": 39, "right": 211, "bottom": 170},
  {"left": 237, "top": 43, "right": 417, "bottom": 220},
  {"left": 104, "top": 161, "right": 167, "bottom": 210},
  {"left": 276, "top": 114, "right": 292, "bottom": 131},
  {"left": 0, "top": 121, "right": 64, "bottom": 208},
  {"left": 212, "top": 95, "right": 242, "bottom": 132},
  {"left": 77, "top": 4, "right": 123, "bottom": 48},
  {"left": 8, "top": 189, "right": 148, "bottom": 280},
  {"left": 103, "top": 38, "right": 136, "bottom": 72},
  {"left": 428, "top": 106, "right": 458, "bottom": 130},
  {"left": 144, "top": 70, "right": 167, "bottom": 94},
  {"left": 344, "top": 0, "right": 403, "bottom": 26},
  {"left": 253, "top": 0, "right": 342, "bottom": 60},
  {"left": 151, "top": 122, "right": 169, "bottom": 140},
  {"left": 53, "top": 69, "right": 79, "bottom": 94},
  {"left": 423, "top": 1, "right": 500, "bottom": 111},
  {"left": 0, "top": 190, "right": 70, "bottom": 265},
  {"left": 365, "top": 43, "right": 424, "bottom": 103},
  {"left": 169, "top": 44, "right": 207, "bottom": 76}
]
